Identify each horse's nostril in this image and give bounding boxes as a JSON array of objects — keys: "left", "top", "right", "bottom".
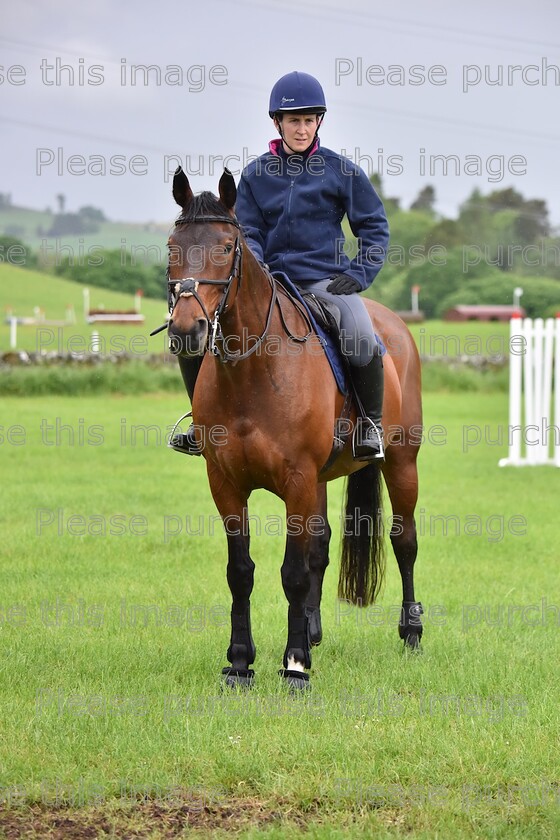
[{"left": 168, "top": 329, "right": 183, "bottom": 356}]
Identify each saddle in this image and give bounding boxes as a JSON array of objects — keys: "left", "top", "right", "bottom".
[
  {"left": 272, "top": 273, "right": 348, "bottom": 394},
  {"left": 301, "top": 293, "right": 342, "bottom": 337}
]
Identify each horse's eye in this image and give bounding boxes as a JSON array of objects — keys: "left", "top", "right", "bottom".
[{"left": 225, "top": 244, "right": 233, "bottom": 254}]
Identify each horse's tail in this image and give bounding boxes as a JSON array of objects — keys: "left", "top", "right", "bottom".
[{"left": 338, "top": 462, "right": 385, "bottom": 607}]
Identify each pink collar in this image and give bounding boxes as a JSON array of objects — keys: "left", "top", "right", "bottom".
[{"left": 268, "top": 137, "right": 320, "bottom": 156}]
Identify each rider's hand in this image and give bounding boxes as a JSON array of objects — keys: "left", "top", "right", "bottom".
[{"left": 326, "top": 274, "right": 361, "bottom": 295}]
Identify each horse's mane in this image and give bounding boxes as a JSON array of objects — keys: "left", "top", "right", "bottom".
[{"left": 176, "top": 191, "right": 229, "bottom": 222}]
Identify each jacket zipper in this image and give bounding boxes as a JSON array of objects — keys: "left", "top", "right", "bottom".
[{"left": 283, "top": 176, "right": 295, "bottom": 272}]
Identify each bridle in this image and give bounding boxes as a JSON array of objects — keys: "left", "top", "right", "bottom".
[
  {"left": 153, "top": 213, "right": 282, "bottom": 363},
  {"left": 150, "top": 212, "right": 313, "bottom": 361},
  {"left": 169, "top": 215, "right": 244, "bottom": 360}
]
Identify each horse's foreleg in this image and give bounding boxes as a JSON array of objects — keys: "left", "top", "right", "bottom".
[
  {"left": 207, "top": 467, "right": 256, "bottom": 686},
  {"left": 280, "top": 480, "right": 318, "bottom": 689},
  {"left": 222, "top": 530, "right": 256, "bottom": 686},
  {"left": 305, "top": 482, "right": 331, "bottom": 646},
  {"left": 384, "top": 457, "right": 423, "bottom": 649}
]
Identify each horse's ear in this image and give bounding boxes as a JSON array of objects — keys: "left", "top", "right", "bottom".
[
  {"left": 173, "top": 166, "right": 194, "bottom": 209},
  {"left": 218, "top": 168, "right": 236, "bottom": 211}
]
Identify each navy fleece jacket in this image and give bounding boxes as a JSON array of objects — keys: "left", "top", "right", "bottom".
[{"left": 236, "top": 139, "right": 389, "bottom": 291}]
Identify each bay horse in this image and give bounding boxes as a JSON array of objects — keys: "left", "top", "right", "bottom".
[{"left": 164, "top": 167, "right": 423, "bottom": 689}]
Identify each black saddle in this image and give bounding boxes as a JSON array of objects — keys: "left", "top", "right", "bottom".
[{"left": 301, "top": 293, "right": 341, "bottom": 337}]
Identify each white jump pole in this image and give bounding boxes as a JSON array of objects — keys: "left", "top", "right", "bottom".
[
  {"left": 540, "top": 318, "right": 555, "bottom": 464},
  {"left": 499, "top": 315, "right": 523, "bottom": 466},
  {"left": 555, "top": 317, "right": 560, "bottom": 467},
  {"left": 529, "top": 318, "right": 543, "bottom": 465},
  {"left": 522, "top": 317, "right": 534, "bottom": 464},
  {"left": 499, "top": 314, "right": 560, "bottom": 467},
  {"left": 10, "top": 317, "right": 17, "bottom": 350}
]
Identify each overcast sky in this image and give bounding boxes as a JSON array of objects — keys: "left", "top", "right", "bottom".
[{"left": 1, "top": 0, "right": 559, "bottom": 228}]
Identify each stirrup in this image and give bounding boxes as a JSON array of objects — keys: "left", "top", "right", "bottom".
[
  {"left": 167, "top": 412, "right": 202, "bottom": 456},
  {"left": 352, "top": 418, "right": 384, "bottom": 462}
]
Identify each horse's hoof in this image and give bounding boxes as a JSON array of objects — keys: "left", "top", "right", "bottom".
[
  {"left": 402, "top": 634, "right": 423, "bottom": 653},
  {"left": 278, "top": 668, "right": 310, "bottom": 692},
  {"left": 221, "top": 667, "right": 255, "bottom": 688},
  {"left": 305, "top": 607, "right": 323, "bottom": 646}
]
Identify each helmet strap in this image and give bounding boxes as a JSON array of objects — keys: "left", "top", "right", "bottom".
[{"left": 275, "top": 113, "right": 324, "bottom": 156}]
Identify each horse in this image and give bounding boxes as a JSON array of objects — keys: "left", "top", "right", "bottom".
[{"left": 164, "top": 167, "right": 423, "bottom": 690}]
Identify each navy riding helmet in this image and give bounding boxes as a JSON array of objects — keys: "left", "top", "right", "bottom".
[{"left": 268, "top": 71, "right": 327, "bottom": 117}]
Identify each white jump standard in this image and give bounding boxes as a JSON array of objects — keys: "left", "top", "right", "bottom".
[{"left": 499, "top": 315, "right": 560, "bottom": 468}]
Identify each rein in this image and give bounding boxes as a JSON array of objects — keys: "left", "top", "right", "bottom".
[{"left": 154, "top": 213, "right": 311, "bottom": 362}]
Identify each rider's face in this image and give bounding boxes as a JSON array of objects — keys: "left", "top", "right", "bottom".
[{"left": 276, "top": 114, "right": 320, "bottom": 153}]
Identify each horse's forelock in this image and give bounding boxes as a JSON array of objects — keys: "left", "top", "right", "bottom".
[{"left": 176, "top": 191, "right": 229, "bottom": 223}]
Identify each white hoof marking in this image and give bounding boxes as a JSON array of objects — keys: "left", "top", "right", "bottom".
[{"left": 286, "top": 656, "right": 305, "bottom": 672}]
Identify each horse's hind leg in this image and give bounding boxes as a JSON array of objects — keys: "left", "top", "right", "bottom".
[
  {"left": 383, "top": 452, "right": 423, "bottom": 649},
  {"left": 305, "top": 482, "right": 331, "bottom": 646}
]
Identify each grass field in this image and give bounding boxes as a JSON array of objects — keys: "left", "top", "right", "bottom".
[
  {"left": 1, "top": 388, "right": 559, "bottom": 837},
  {"left": 0, "top": 264, "right": 169, "bottom": 355}
]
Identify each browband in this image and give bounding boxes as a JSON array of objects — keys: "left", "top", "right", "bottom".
[{"left": 175, "top": 214, "right": 242, "bottom": 230}]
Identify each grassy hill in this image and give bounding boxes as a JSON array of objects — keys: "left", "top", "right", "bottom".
[
  {"left": 0, "top": 204, "right": 171, "bottom": 259},
  {"left": 0, "top": 264, "right": 169, "bottom": 354}
]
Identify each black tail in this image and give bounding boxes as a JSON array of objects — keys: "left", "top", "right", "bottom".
[{"left": 338, "top": 462, "right": 385, "bottom": 606}]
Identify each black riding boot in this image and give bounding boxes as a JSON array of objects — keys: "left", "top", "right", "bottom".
[
  {"left": 168, "top": 355, "right": 204, "bottom": 456},
  {"left": 350, "top": 353, "right": 384, "bottom": 461}
]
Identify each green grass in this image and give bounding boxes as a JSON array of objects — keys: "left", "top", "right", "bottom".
[
  {"left": 1, "top": 391, "right": 559, "bottom": 836},
  {"left": 0, "top": 356, "right": 509, "bottom": 397},
  {"left": 0, "top": 358, "right": 183, "bottom": 396},
  {"left": 420, "top": 360, "right": 509, "bottom": 392},
  {"left": 407, "top": 319, "right": 511, "bottom": 359},
  {"left": 0, "top": 262, "right": 166, "bottom": 319}
]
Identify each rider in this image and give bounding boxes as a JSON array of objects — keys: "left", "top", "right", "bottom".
[{"left": 171, "top": 71, "right": 389, "bottom": 460}]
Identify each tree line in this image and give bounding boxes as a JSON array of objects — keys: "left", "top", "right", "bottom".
[
  {"left": 369, "top": 181, "right": 560, "bottom": 318},
  {"left": 1, "top": 185, "right": 559, "bottom": 318}
]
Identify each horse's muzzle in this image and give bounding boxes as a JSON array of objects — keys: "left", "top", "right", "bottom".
[{"left": 168, "top": 319, "right": 207, "bottom": 357}]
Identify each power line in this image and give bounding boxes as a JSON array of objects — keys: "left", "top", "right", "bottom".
[
  {"left": 2, "top": 79, "right": 558, "bottom": 152},
  {"left": 212, "top": 81, "right": 560, "bottom": 145},
  {"left": 211, "top": 0, "right": 560, "bottom": 56},
  {"left": 2, "top": 4, "right": 559, "bottom": 64},
  {"left": 0, "top": 116, "right": 176, "bottom": 155},
  {"left": 330, "top": 97, "right": 560, "bottom": 145},
  {"left": 361, "top": 8, "right": 560, "bottom": 50},
  {"left": 0, "top": 36, "right": 118, "bottom": 64},
  {"left": 1, "top": 25, "right": 558, "bottom": 149}
]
